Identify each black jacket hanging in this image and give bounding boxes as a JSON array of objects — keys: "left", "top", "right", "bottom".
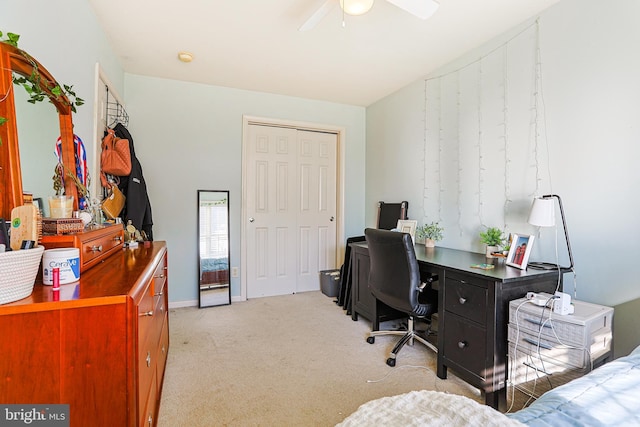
[{"left": 113, "top": 122, "right": 154, "bottom": 240}]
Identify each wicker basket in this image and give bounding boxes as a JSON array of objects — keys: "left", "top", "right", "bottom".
[{"left": 0, "top": 245, "right": 45, "bottom": 305}]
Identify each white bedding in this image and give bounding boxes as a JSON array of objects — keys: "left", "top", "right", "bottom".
[{"left": 336, "top": 390, "right": 524, "bottom": 427}]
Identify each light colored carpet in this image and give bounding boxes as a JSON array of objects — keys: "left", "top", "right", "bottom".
[{"left": 157, "top": 291, "right": 482, "bottom": 426}]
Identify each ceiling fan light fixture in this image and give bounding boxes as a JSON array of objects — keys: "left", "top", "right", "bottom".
[{"left": 340, "top": 0, "right": 375, "bottom": 16}]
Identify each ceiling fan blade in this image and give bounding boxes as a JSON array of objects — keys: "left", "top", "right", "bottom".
[
  {"left": 298, "top": 0, "right": 338, "bottom": 32},
  {"left": 385, "top": 0, "right": 440, "bottom": 20}
]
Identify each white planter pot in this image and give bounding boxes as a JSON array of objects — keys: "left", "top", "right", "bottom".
[
  {"left": 486, "top": 245, "right": 498, "bottom": 258},
  {"left": 425, "top": 239, "right": 436, "bottom": 248}
]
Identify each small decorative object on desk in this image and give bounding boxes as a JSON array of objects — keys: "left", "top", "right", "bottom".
[
  {"left": 0, "top": 246, "right": 45, "bottom": 305},
  {"left": 471, "top": 263, "right": 495, "bottom": 270},
  {"left": 417, "top": 221, "right": 444, "bottom": 248},
  {"left": 506, "top": 233, "right": 535, "bottom": 270},
  {"left": 479, "top": 226, "right": 505, "bottom": 258}
]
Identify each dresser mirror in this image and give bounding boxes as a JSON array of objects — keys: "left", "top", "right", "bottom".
[
  {"left": 15, "top": 82, "right": 61, "bottom": 216},
  {"left": 198, "top": 190, "right": 231, "bottom": 307},
  {"left": 0, "top": 41, "right": 78, "bottom": 220}
]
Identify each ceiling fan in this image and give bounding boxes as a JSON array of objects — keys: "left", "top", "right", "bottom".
[{"left": 299, "top": 0, "right": 440, "bottom": 31}]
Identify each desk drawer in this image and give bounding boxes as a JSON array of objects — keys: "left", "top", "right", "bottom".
[
  {"left": 443, "top": 312, "right": 487, "bottom": 377},
  {"left": 445, "top": 276, "right": 487, "bottom": 325}
]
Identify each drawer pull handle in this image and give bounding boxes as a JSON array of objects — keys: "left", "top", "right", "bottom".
[
  {"left": 162, "top": 346, "right": 166, "bottom": 354},
  {"left": 114, "top": 236, "right": 122, "bottom": 242},
  {"left": 155, "top": 274, "right": 165, "bottom": 279},
  {"left": 458, "top": 297, "right": 467, "bottom": 305},
  {"left": 524, "top": 318, "right": 552, "bottom": 328},
  {"left": 91, "top": 245, "right": 103, "bottom": 252},
  {"left": 458, "top": 341, "right": 467, "bottom": 349},
  {"left": 148, "top": 415, "right": 153, "bottom": 427},
  {"left": 139, "top": 310, "right": 154, "bottom": 317},
  {"left": 146, "top": 351, "right": 151, "bottom": 367},
  {"left": 523, "top": 337, "right": 553, "bottom": 350},
  {"left": 154, "top": 291, "right": 164, "bottom": 297}
]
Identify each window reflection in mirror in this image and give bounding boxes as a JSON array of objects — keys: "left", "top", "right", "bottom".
[
  {"left": 198, "top": 190, "right": 231, "bottom": 307},
  {"left": 15, "top": 81, "right": 60, "bottom": 216}
]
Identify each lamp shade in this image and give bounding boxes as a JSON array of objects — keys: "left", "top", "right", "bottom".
[
  {"left": 340, "top": 0, "right": 375, "bottom": 15},
  {"left": 528, "top": 197, "right": 555, "bottom": 227}
]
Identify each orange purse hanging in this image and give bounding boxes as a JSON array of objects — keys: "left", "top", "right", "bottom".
[{"left": 100, "top": 128, "right": 131, "bottom": 187}]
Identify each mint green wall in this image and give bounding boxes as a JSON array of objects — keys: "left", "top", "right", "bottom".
[
  {"left": 124, "top": 75, "right": 366, "bottom": 304},
  {"left": 366, "top": 0, "right": 640, "bottom": 354}
]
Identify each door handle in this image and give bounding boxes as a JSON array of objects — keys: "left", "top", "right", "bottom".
[{"left": 249, "top": 217, "right": 255, "bottom": 223}]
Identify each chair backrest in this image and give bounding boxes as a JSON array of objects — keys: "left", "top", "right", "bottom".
[
  {"left": 377, "top": 201, "right": 408, "bottom": 230},
  {"left": 365, "top": 228, "right": 430, "bottom": 317}
]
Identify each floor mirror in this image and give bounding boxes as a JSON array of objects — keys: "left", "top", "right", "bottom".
[{"left": 198, "top": 190, "right": 231, "bottom": 307}]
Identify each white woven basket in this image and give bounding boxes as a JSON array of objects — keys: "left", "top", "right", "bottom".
[{"left": 0, "top": 245, "right": 45, "bottom": 305}]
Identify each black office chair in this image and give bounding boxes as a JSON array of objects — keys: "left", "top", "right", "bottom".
[
  {"left": 376, "top": 201, "right": 408, "bottom": 230},
  {"left": 364, "top": 228, "right": 437, "bottom": 367}
]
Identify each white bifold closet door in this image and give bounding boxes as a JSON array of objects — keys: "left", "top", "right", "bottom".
[{"left": 245, "top": 124, "right": 337, "bottom": 298}]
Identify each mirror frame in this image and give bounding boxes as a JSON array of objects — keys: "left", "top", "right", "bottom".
[
  {"left": 0, "top": 41, "right": 78, "bottom": 219},
  {"left": 198, "top": 190, "right": 231, "bottom": 308}
]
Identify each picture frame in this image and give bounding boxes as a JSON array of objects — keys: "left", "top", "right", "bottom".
[
  {"left": 396, "top": 219, "right": 418, "bottom": 243},
  {"left": 506, "top": 233, "right": 535, "bottom": 270}
]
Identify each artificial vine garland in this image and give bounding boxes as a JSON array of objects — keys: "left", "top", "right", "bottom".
[{"left": 0, "top": 30, "right": 84, "bottom": 143}]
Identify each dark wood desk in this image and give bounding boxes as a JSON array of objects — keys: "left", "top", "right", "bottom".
[{"left": 350, "top": 243, "right": 561, "bottom": 410}]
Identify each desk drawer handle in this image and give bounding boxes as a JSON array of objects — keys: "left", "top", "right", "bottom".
[
  {"left": 154, "top": 274, "right": 165, "bottom": 279},
  {"left": 148, "top": 415, "right": 153, "bottom": 427},
  {"left": 458, "top": 341, "right": 468, "bottom": 349},
  {"left": 146, "top": 351, "right": 151, "bottom": 367},
  {"left": 458, "top": 297, "right": 467, "bottom": 305},
  {"left": 91, "top": 245, "right": 103, "bottom": 252},
  {"left": 114, "top": 235, "right": 122, "bottom": 242},
  {"left": 154, "top": 291, "right": 164, "bottom": 297},
  {"left": 139, "top": 310, "right": 153, "bottom": 317}
]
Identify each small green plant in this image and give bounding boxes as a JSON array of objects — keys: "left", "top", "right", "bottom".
[
  {"left": 417, "top": 221, "right": 444, "bottom": 242},
  {"left": 479, "top": 227, "right": 505, "bottom": 247}
]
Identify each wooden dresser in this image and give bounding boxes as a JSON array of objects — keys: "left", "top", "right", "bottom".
[{"left": 0, "top": 242, "right": 169, "bottom": 427}]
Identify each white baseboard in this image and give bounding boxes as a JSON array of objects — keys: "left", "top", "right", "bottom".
[{"left": 168, "top": 295, "right": 245, "bottom": 309}]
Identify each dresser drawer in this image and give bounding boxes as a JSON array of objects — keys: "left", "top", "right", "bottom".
[
  {"left": 156, "top": 314, "right": 169, "bottom": 392},
  {"left": 82, "top": 228, "right": 124, "bottom": 266},
  {"left": 443, "top": 312, "right": 487, "bottom": 377},
  {"left": 139, "top": 369, "right": 157, "bottom": 427},
  {"left": 138, "top": 328, "right": 157, "bottom": 424},
  {"left": 444, "top": 275, "right": 487, "bottom": 325},
  {"left": 41, "top": 225, "right": 124, "bottom": 272}
]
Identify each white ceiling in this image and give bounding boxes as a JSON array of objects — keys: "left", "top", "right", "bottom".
[{"left": 87, "top": 0, "right": 560, "bottom": 107}]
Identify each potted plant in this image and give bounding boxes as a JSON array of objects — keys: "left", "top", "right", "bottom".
[
  {"left": 417, "top": 221, "right": 444, "bottom": 248},
  {"left": 479, "top": 226, "right": 505, "bottom": 258}
]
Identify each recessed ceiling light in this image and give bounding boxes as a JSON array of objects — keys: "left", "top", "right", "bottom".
[{"left": 178, "top": 52, "right": 194, "bottom": 63}]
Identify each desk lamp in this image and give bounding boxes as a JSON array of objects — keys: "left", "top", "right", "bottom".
[{"left": 527, "top": 194, "right": 574, "bottom": 271}]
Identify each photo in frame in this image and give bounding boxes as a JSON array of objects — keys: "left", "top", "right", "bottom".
[
  {"left": 396, "top": 219, "right": 418, "bottom": 244},
  {"left": 506, "top": 234, "right": 535, "bottom": 270}
]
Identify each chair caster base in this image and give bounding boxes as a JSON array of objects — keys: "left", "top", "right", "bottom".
[
  {"left": 366, "top": 336, "right": 375, "bottom": 344},
  {"left": 386, "top": 357, "right": 396, "bottom": 367}
]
